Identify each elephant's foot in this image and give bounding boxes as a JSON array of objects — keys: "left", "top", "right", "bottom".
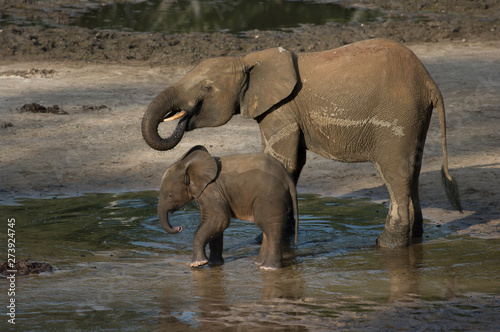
[
  {"left": 255, "top": 249, "right": 266, "bottom": 266},
  {"left": 208, "top": 257, "right": 224, "bottom": 266},
  {"left": 259, "top": 264, "right": 280, "bottom": 271},
  {"left": 255, "top": 257, "right": 282, "bottom": 270},
  {"left": 190, "top": 260, "right": 209, "bottom": 268},
  {"left": 255, "top": 257, "right": 264, "bottom": 266},
  {"left": 376, "top": 229, "right": 409, "bottom": 248},
  {"left": 256, "top": 246, "right": 282, "bottom": 269},
  {"left": 412, "top": 224, "right": 424, "bottom": 239},
  {"left": 208, "top": 249, "right": 224, "bottom": 266}
]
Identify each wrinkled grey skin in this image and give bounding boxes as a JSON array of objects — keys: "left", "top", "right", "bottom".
[
  {"left": 158, "top": 145, "right": 299, "bottom": 270},
  {"left": 142, "top": 39, "right": 462, "bottom": 249}
]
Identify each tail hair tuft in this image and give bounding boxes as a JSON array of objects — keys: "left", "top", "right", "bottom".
[{"left": 441, "top": 166, "right": 463, "bottom": 213}]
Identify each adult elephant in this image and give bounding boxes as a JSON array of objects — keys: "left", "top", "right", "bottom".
[{"left": 141, "top": 38, "right": 462, "bottom": 248}]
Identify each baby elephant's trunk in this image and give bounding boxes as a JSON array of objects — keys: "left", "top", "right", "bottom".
[{"left": 158, "top": 203, "right": 183, "bottom": 234}]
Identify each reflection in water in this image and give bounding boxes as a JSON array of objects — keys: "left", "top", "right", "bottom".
[
  {"left": 0, "top": 192, "right": 499, "bottom": 330},
  {"left": 261, "top": 266, "right": 305, "bottom": 300},
  {"left": 380, "top": 245, "right": 423, "bottom": 302},
  {"left": 159, "top": 268, "right": 229, "bottom": 330},
  {"left": 71, "top": 0, "right": 381, "bottom": 33},
  {"left": 159, "top": 265, "right": 307, "bottom": 330}
]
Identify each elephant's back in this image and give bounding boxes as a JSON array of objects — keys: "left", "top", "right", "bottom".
[
  {"left": 297, "top": 38, "right": 425, "bottom": 77},
  {"left": 295, "top": 39, "right": 438, "bottom": 162},
  {"left": 218, "top": 153, "right": 292, "bottom": 193},
  {"left": 216, "top": 153, "right": 293, "bottom": 217},
  {"left": 219, "top": 153, "right": 288, "bottom": 178}
]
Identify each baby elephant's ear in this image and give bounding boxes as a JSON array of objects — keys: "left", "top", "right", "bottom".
[{"left": 181, "top": 147, "right": 218, "bottom": 198}]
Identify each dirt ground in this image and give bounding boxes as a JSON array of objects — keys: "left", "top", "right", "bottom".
[{"left": 0, "top": 0, "right": 499, "bottom": 329}]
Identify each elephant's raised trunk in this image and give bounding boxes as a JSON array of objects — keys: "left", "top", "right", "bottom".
[
  {"left": 158, "top": 203, "right": 183, "bottom": 234},
  {"left": 141, "top": 87, "right": 189, "bottom": 151}
]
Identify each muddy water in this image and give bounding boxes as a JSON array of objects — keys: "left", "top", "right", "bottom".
[
  {"left": 71, "top": 0, "right": 380, "bottom": 33},
  {"left": 1, "top": 192, "right": 499, "bottom": 330}
]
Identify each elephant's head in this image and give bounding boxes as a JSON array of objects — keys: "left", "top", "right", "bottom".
[
  {"left": 158, "top": 146, "right": 218, "bottom": 234},
  {"left": 141, "top": 48, "right": 298, "bottom": 151}
]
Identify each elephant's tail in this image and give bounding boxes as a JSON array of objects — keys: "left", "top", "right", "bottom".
[
  {"left": 434, "top": 92, "right": 463, "bottom": 212},
  {"left": 289, "top": 179, "right": 299, "bottom": 245}
]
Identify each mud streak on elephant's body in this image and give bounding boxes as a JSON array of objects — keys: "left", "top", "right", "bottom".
[{"left": 259, "top": 110, "right": 303, "bottom": 182}]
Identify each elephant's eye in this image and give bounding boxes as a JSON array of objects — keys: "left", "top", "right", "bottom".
[{"left": 201, "top": 81, "right": 213, "bottom": 93}]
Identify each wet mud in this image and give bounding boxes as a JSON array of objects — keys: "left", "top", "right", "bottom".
[
  {"left": 20, "top": 103, "right": 68, "bottom": 115},
  {"left": 0, "top": 258, "right": 53, "bottom": 277},
  {"left": 0, "top": 68, "right": 56, "bottom": 78},
  {"left": 16, "top": 103, "right": 109, "bottom": 116}
]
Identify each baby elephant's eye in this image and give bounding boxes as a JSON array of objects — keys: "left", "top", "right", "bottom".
[{"left": 168, "top": 192, "right": 174, "bottom": 198}]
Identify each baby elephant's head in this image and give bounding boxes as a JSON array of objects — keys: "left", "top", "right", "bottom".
[{"left": 157, "top": 145, "right": 218, "bottom": 234}]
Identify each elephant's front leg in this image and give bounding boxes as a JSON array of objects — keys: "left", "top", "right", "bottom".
[
  {"left": 191, "top": 202, "right": 230, "bottom": 267},
  {"left": 258, "top": 111, "right": 306, "bottom": 183},
  {"left": 191, "top": 226, "right": 210, "bottom": 267}
]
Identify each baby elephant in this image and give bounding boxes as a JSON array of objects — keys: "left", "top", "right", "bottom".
[{"left": 157, "top": 145, "right": 299, "bottom": 270}]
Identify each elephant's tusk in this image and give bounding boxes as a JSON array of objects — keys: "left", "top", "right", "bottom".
[{"left": 163, "top": 110, "right": 187, "bottom": 122}]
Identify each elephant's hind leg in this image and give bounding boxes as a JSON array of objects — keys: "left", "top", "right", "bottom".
[
  {"left": 409, "top": 137, "right": 426, "bottom": 240},
  {"left": 374, "top": 161, "right": 412, "bottom": 248},
  {"left": 410, "top": 168, "right": 424, "bottom": 240},
  {"left": 255, "top": 232, "right": 269, "bottom": 266},
  {"left": 254, "top": 209, "right": 284, "bottom": 269},
  {"left": 256, "top": 232, "right": 283, "bottom": 270}
]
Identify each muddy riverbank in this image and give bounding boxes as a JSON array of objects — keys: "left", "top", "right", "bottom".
[{"left": 1, "top": 0, "right": 499, "bottom": 66}]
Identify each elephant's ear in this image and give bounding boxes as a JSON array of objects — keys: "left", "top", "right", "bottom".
[
  {"left": 241, "top": 47, "right": 298, "bottom": 119},
  {"left": 180, "top": 145, "right": 209, "bottom": 161},
  {"left": 181, "top": 146, "right": 218, "bottom": 198}
]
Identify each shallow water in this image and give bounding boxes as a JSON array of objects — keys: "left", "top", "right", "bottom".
[
  {"left": 70, "top": 0, "right": 380, "bottom": 33},
  {"left": 1, "top": 192, "right": 499, "bottom": 330},
  {"left": 0, "top": 0, "right": 380, "bottom": 33}
]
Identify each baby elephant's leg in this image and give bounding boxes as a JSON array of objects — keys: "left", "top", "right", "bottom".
[
  {"left": 191, "top": 228, "right": 210, "bottom": 267},
  {"left": 191, "top": 221, "right": 218, "bottom": 267},
  {"left": 255, "top": 215, "right": 284, "bottom": 270},
  {"left": 191, "top": 203, "right": 230, "bottom": 268},
  {"left": 260, "top": 228, "right": 283, "bottom": 269},
  {"left": 208, "top": 233, "right": 224, "bottom": 266},
  {"left": 255, "top": 232, "right": 269, "bottom": 266}
]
